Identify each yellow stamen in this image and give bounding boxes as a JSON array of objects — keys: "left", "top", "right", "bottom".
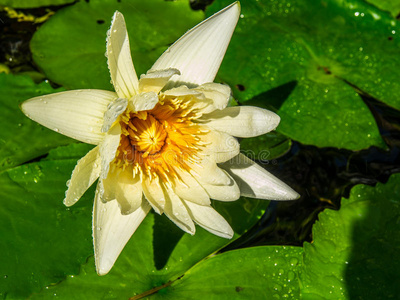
[{"left": 115, "top": 95, "right": 205, "bottom": 183}]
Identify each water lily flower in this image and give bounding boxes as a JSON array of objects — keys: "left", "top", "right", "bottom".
[{"left": 21, "top": 2, "right": 299, "bottom": 275}]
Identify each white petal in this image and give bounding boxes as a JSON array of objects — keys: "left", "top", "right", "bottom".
[
  {"left": 163, "top": 85, "right": 203, "bottom": 98},
  {"left": 185, "top": 201, "right": 233, "bottom": 239},
  {"left": 107, "top": 11, "right": 139, "bottom": 98},
  {"left": 193, "top": 83, "right": 231, "bottom": 113},
  {"left": 128, "top": 92, "right": 159, "bottom": 112},
  {"left": 100, "top": 123, "right": 121, "bottom": 179},
  {"left": 102, "top": 98, "right": 128, "bottom": 132},
  {"left": 163, "top": 185, "right": 195, "bottom": 235},
  {"left": 102, "top": 168, "right": 143, "bottom": 215},
  {"left": 190, "top": 157, "right": 232, "bottom": 186},
  {"left": 64, "top": 146, "right": 101, "bottom": 206},
  {"left": 139, "top": 68, "right": 180, "bottom": 94},
  {"left": 93, "top": 185, "right": 150, "bottom": 275},
  {"left": 173, "top": 169, "right": 210, "bottom": 206},
  {"left": 199, "top": 170, "right": 240, "bottom": 202},
  {"left": 142, "top": 176, "right": 165, "bottom": 214},
  {"left": 150, "top": 2, "right": 240, "bottom": 87},
  {"left": 198, "top": 106, "right": 280, "bottom": 138},
  {"left": 220, "top": 154, "right": 299, "bottom": 200},
  {"left": 201, "top": 129, "right": 239, "bottom": 163},
  {"left": 21, "top": 90, "right": 116, "bottom": 144}
]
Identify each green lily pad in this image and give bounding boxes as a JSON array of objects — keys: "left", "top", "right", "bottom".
[
  {"left": 301, "top": 173, "right": 400, "bottom": 299},
  {"left": 0, "top": 0, "right": 74, "bottom": 8},
  {"left": 0, "top": 73, "right": 73, "bottom": 172},
  {"left": 158, "top": 246, "right": 303, "bottom": 299},
  {"left": 239, "top": 132, "right": 292, "bottom": 160},
  {"left": 30, "top": 0, "right": 204, "bottom": 90},
  {"left": 26, "top": 177, "right": 269, "bottom": 298},
  {"left": 165, "top": 173, "right": 400, "bottom": 300},
  {"left": 364, "top": 0, "right": 400, "bottom": 18},
  {"left": 0, "top": 140, "right": 268, "bottom": 299},
  {"left": 5, "top": 139, "right": 399, "bottom": 299},
  {"left": 277, "top": 78, "right": 384, "bottom": 149},
  {"left": 208, "top": 0, "right": 400, "bottom": 150},
  {"left": 0, "top": 143, "right": 94, "bottom": 299}
]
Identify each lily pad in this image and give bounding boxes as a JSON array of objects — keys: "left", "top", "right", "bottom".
[
  {"left": 0, "top": 73, "right": 73, "bottom": 172},
  {"left": 0, "top": 142, "right": 268, "bottom": 299},
  {"left": 0, "top": 0, "right": 75, "bottom": 8},
  {"left": 7, "top": 149, "right": 400, "bottom": 299},
  {"left": 26, "top": 177, "right": 269, "bottom": 298},
  {"left": 239, "top": 132, "right": 292, "bottom": 161},
  {"left": 208, "top": 0, "right": 400, "bottom": 150},
  {"left": 166, "top": 173, "right": 400, "bottom": 300},
  {"left": 159, "top": 246, "right": 303, "bottom": 299},
  {"left": 30, "top": 0, "right": 204, "bottom": 90},
  {"left": 301, "top": 173, "right": 400, "bottom": 299},
  {"left": 364, "top": 0, "right": 400, "bottom": 18},
  {"left": 0, "top": 143, "right": 94, "bottom": 299}
]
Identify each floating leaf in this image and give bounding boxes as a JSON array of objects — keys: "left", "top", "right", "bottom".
[
  {"left": 30, "top": 0, "right": 203, "bottom": 90},
  {"left": 159, "top": 246, "right": 303, "bottom": 299},
  {"left": 301, "top": 173, "right": 400, "bottom": 299},
  {"left": 0, "top": 143, "right": 93, "bottom": 299},
  {"left": 364, "top": 0, "right": 400, "bottom": 18},
  {"left": 239, "top": 132, "right": 292, "bottom": 160},
  {"left": 0, "top": 0, "right": 75, "bottom": 8},
  {"left": 0, "top": 73, "right": 73, "bottom": 171},
  {"left": 209, "top": 0, "right": 400, "bottom": 150}
]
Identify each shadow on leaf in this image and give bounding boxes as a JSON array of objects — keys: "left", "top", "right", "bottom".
[{"left": 152, "top": 213, "right": 184, "bottom": 270}]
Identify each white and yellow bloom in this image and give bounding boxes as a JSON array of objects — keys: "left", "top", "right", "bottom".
[{"left": 21, "top": 2, "right": 299, "bottom": 275}]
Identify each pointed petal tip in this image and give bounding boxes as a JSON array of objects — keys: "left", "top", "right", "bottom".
[
  {"left": 63, "top": 199, "right": 74, "bottom": 207},
  {"left": 282, "top": 188, "right": 300, "bottom": 201},
  {"left": 95, "top": 258, "right": 113, "bottom": 276},
  {"left": 219, "top": 227, "right": 234, "bottom": 239},
  {"left": 107, "top": 9, "right": 139, "bottom": 98},
  {"left": 151, "top": 1, "right": 241, "bottom": 86}
]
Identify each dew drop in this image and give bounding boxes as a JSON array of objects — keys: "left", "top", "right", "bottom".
[{"left": 289, "top": 257, "right": 298, "bottom": 266}]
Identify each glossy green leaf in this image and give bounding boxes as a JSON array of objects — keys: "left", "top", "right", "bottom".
[
  {"left": 156, "top": 173, "right": 400, "bottom": 300},
  {"left": 159, "top": 246, "right": 303, "bottom": 299},
  {"left": 208, "top": 0, "right": 400, "bottom": 150},
  {"left": 239, "top": 132, "right": 292, "bottom": 160},
  {"left": 0, "top": 143, "right": 94, "bottom": 299},
  {"left": 277, "top": 78, "right": 385, "bottom": 149},
  {"left": 29, "top": 196, "right": 269, "bottom": 299},
  {"left": 0, "top": 0, "right": 74, "bottom": 8},
  {"left": 364, "top": 0, "right": 400, "bottom": 18},
  {"left": 30, "top": 0, "right": 203, "bottom": 90},
  {"left": 0, "top": 73, "right": 73, "bottom": 172},
  {"left": 301, "top": 173, "right": 400, "bottom": 299}
]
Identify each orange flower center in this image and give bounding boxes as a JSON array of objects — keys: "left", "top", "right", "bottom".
[
  {"left": 128, "top": 114, "right": 167, "bottom": 157},
  {"left": 114, "top": 96, "right": 207, "bottom": 182}
]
